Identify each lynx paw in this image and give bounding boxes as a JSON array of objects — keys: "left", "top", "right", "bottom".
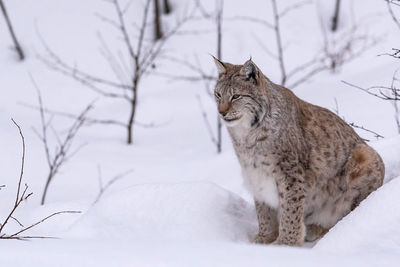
[
  {"left": 271, "top": 239, "right": 282, "bottom": 246},
  {"left": 272, "top": 237, "right": 303, "bottom": 247},
  {"left": 253, "top": 233, "right": 276, "bottom": 244},
  {"left": 305, "top": 224, "right": 328, "bottom": 242}
]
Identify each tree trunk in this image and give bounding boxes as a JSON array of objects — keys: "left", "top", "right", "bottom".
[
  {"left": 153, "top": 0, "right": 163, "bottom": 40},
  {"left": 163, "top": 0, "right": 171, "bottom": 14},
  {"left": 331, "top": 0, "right": 341, "bottom": 32},
  {"left": 41, "top": 172, "right": 53, "bottom": 205},
  {"left": 127, "top": 79, "right": 138, "bottom": 144},
  {"left": 0, "top": 0, "right": 24, "bottom": 60}
]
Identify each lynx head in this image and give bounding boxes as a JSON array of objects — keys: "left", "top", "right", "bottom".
[{"left": 213, "top": 57, "right": 267, "bottom": 128}]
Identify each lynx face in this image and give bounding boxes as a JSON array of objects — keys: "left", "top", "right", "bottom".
[{"left": 213, "top": 59, "right": 266, "bottom": 128}]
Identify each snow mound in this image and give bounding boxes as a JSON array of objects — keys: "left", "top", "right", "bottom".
[
  {"left": 371, "top": 136, "right": 400, "bottom": 183},
  {"left": 315, "top": 177, "right": 400, "bottom": 257},
  {"left": 67, "top": 182, "right": 257, "bottom": 242}
]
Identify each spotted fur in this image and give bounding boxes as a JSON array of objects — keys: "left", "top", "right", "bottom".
[{"left": 213, "top": 58, "right": 385, "bottom": 246}]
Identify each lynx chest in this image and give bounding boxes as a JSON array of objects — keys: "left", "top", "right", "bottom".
[
  {"left": 230, "top": 127, "right": 280, "bottom": 209},
  {"left": 240, "top": 155, "right": 280, "bottom": 209}
]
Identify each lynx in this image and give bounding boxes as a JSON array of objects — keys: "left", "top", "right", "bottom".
[{"left": 213, "top": 58, "right": 385, "bottom": 246}]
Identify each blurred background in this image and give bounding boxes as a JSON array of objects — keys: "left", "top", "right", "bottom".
[{"left": 0, "top": 0, "right": 400, "bottom": 264}]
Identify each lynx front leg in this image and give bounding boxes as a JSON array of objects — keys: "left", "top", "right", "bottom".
[
  {"left": 274, "top": 174, "right": 306, "bottom": 246},
  {"left": 253, "top": 200, "right": 279, "bottom": 244}
]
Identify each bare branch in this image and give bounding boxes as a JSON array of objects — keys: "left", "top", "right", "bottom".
[
  {"left": 349, "top": 122, "right": 384, "bottom": 140},
  {"left": 386, "top": 0, "right": 400, "bottom": 30},
  {"left": 0, "top": 119, "right": 28, "bottom": 234},
  {"left": 279, "top": 0, "right": 312, "bottom": 18},
  {"left": 196, "top": 95, "right": 217, "bottom": 145},
  {"left": 342, "top": 81, "right": 400, "bottom": 101},
  {"left": 94, "top": 12, "right": 120, "bottom": 30},
  {"left": 92, "top": 168, "right": 133, "bottom": 205},
  {"left": 11, "top": 118, "right": 25, "bottom": 206},
  {"left": 226, "top": 16, "right": 274, "bottom": 29},
  {"left": 139, "top": 7, "right": 197, "bottom": 77},
  {"left": 0, "top": 235, "right": 59, "bottom": 240},
  {"left": 9, "top": 211, "right": 80, "bottom": 238},
  {"left": 288, "top": 64, "right": 327, "bottom": 89},
  {"left": 38, "top": 0, "right": 188, "bottom": 144},
  {"left": 114, "top": 0, "right": 142, "bottom": 61},
  {"left": 0, "top": 120, "right": 81, "bottom": 241},
  {"left": 161, "top": 1, "right": 224, "bottom": 152},
  {"left": 30, "top": 82, "right": 91, "bottom": 205},
  {"left": 344, "top": 69, "right": 400, "bottom": 135},
  {"left": 0, "top": 0, "right": 24, "bottom": 60},
  {"left": 21, "top": 101, "right": 163, "bottom": 130},
  {"left": 379, "top": 48, "right": 400, "bottom": 59},
  {"left": 332, "top": 100, "right": 384, "bottom": 141},
  {"left": 10, "top": 216, "right": 24, "bottom": 228}
]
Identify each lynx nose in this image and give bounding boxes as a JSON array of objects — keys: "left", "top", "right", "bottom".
[{"left": 218, "top": 104, "right": 229, "bottom": 117}]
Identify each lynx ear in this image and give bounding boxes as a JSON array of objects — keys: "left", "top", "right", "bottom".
[
  {"left": 212, "top": 56, "right": 226, "bottom": 76},
  {"left": 241, "top": 59, "right": 259, "bottom": 83}
]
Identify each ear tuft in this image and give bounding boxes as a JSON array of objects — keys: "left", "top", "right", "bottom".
[
  {"left": 212, "top": 55, "right": 226, "bottom": 76},
  {"left": 241, "top": 60, "right": 259, "bottom": 82}
]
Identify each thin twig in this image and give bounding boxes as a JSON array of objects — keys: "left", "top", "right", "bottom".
[
  {"left": 30, "top": 81, "right": 91, "bottom": 205},
  {"left": 0, "top": 0, "right": 24, "bottom": 60},
  {"left": 279, "top": 0, "right": 312, "bottom": 18},
  {"left": 386, "top": 0, "right": 400, "bottom": 30},
  {"left": 38, "top": 0, "right": 192, "bottom": 144},
  {"left": 343, "top": 81, "right": 400, "bottom": 101},
  {"left": 333, "top": 97, "right": 385, "bottom": 141},
  {"left": 196, "top": 95, "right": 217, "bottom": 145},
  {"left": 11, "top": 119, "right": 25, "bottom": 206},
  {"left": 0, "top": 119, "right": 30, "bottom": 234},
  {"left": 9, "top": 211, "right": 80, "bottom": 238},
  {"left": 0, "top": 120, "right": 81, "bottom": 240},
  {"left": 349, "top": 122, "right": 384, "bottom": 140},
  {"left": 92, "top": 168, "right": 133, "bottom": 205}
]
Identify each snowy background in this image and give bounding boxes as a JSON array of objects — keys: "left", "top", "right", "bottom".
[{"left": 1, "top": 0, "right": 400, "bottom": 266}]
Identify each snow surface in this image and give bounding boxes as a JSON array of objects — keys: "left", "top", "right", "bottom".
[{"left": 1, "top": 0, "right": 400, "bottom": 266}]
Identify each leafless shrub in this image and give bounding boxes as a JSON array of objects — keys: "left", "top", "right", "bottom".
[
  {"left": 318, "top": 11, "right": 378, "bottom": 75},
  {"left": 385, "top": 0, "right": 400, "bottom": 30},
  {"left": 159, "top": 0, "right": 224, "bottom": 153},
  {"left": 193, "top": 0, "right": 224, "bottom": 153},
  {"left": 231, "top": 0, "right": 374, "bottom": 88},
  {"left": 343, "top": 70, "right": 400, "bottom": 134},
  {"left": 381, "top": 48, "right": 400, "bottom": 59},
  {"left": 39, "top": 0, "right": 194, "bottom": 144},
  {"left": 92, "top": 166, "right": 133, "bottom": 205},
  {"left": 333, "top": 98, "right": 384, "bottom": 141},
  {"left": 158, "top": 54, "right": 221, "bottom": 151},
  {"left": 231, "top": 0, "right": 320, "bottom": 88},
  {"left": 0, "top": 119, "right": 79, "bottom": 240},
  {"left": 384, "top": 1, "right": 400, "bottom": 60},
  {"left": 31, "top": 80, "right": 91, "bottom": 205},
  {"left": 0, "top": 0, "right": 24, "bottom": 60},
  {"left": 342, "top": 1, "right": 400, "bottom": 135}
]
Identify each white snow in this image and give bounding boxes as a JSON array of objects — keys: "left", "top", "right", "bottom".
[
  {"left": 67, "top": 182, "right": 257, "bottom": 242},
  {"left": 1, "top": 0, "right": 400, "bottom": 266}
]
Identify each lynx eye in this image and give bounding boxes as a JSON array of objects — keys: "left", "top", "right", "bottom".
[
  {"left": 231, "top": 94, "right": 241, "bottom": 101},
  {"left": 215, "top": 92, "right": 221, "bottom": 99}
]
